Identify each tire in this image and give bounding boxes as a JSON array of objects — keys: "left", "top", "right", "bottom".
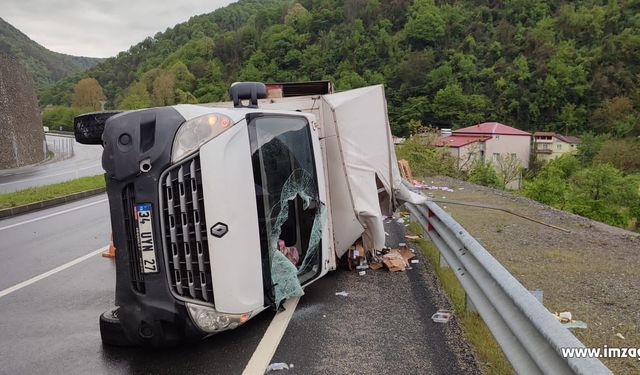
[{"left": 100, "top": 307, "right": 135, "bottom": 347}]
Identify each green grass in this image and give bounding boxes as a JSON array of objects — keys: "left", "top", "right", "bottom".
[
  {"left": 0, "top": 175, "right": 105, "bottom": 209},
  {"left": 406, "top": 221, "right": 515, "bottom": 375}
]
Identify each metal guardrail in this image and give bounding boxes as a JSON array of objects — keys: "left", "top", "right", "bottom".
[{"left": 405, "top": 200, "right": 612, "bottom": 375}]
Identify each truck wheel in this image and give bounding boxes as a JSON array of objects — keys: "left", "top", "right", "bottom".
[{"left": 100, "top": 307, "right": 134, "bottom": 347}]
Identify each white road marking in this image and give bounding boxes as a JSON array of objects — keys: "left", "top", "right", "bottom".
[
  {"left": 0, "top": 246, "right": 108, "bottom": 299},
  {"left": 0, "top": 198, "right": 108, "bottom": 231},
  {"left": 242, "top": 297, "right": 300, "bottom": 375}
]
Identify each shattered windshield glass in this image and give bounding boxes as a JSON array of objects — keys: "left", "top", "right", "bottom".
[{"left": 249, "top": 116, "right": 325, "bottom": 307}]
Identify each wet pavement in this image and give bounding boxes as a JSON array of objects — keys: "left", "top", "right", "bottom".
[
  {"left": 0, "top": 134, "right": 104, "bottom": 193},
  {"left": 0, "top": 197, "right": 479, "bottom": 374}
]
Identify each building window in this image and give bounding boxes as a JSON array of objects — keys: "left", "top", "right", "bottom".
[
  {"left": 493, "top": 153, "right": 500, "bottom": 162},
  {"left": 495, "top": 135, "right": 500, "bottom": 140},
  {"left": 557, "top": 144, "right": 562, "bottom": 150},
  {"left": 542, "top": 144, "right": 548, "bottom": 150}
]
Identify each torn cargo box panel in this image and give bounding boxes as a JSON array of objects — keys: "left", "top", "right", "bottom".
[{"left": 322, "top": 86, "right": 426, "bottom": 255}]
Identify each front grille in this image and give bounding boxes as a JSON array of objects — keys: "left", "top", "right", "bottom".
[
  {"left": 160, "top": 155, "right": 214, "bottom": 305},
  {"left": 123, "top": 184, "right": 145, "bottom": 293}
]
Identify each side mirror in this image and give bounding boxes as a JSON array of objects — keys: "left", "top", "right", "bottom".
[
  {"left": 229, "top": 82, "right": 267, "bottom": 108},
  {"left": 74, "top": 111, "right": 122, "bottom": 145}
]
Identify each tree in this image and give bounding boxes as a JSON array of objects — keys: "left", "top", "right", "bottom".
[
  {"left": 395, "top": 134, "right": 457, "bottom": 178},
  {"left": 569, "top": 164, "right": 637, "bottom": 227},
  {"left": 170, "top": 61, "right": 195, "bottom": 92},
  {"left": 577, "top": 133, "right": 610, "bottom": 166},
  {"left": 495, "top": 153, "right": 523, "bottom": 189},
  {"left": 591, "top": 96, "right": 639, "bottom": 136},
  {"left": 403, "top": 0, "right": 445, "bottom": 49},
  {"left": 118, "top": 81, "right": 152, "bottom": 110},
  {"left": 71, "top": 78, "right": 105, "bottom": 111},
  {"left": 42, "top": 105, "right": 83, "bottom": 131},
  {"left": 594, "top": 138, "right": 640, "bottom": 172},
  {"left": 523, "top": 155, "right": 580, "bottom": 208},
  {"left": 152, "top": 70, "right": 175, "bottom": 106}
]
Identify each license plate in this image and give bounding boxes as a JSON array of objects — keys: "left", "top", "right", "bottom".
[{"left": 135, "top": 203, "right": 158, "bottom": 274}]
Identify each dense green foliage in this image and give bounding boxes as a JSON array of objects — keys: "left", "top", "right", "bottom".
[
  {"left": 37, "top": 0, "right": 640, "bottom": 137},
  {"left": 396, "top": 135, "right": 458, "bottom": 177},
  {"left": 467, "top": 160, "right": 500, "bottom": 188},
  {"left": 0, "top": 18, "right": 102, "bottom": 90},
  {"left": 524, "top": 154, "right": 640, "bottom": 231}
]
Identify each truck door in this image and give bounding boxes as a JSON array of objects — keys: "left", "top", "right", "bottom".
[{"left": 247, "top": 114, "right": 327, "bottom": 307}]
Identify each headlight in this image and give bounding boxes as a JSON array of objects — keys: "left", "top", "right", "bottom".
[
  {"left": 186, "top": 303, "right": 251, "bottom": 333},
  {"left": 172, "top": 113, "right": 234, "bottom": 162}
]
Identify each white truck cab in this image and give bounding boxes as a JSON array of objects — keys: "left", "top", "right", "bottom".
[{"left": 75, "top": 81, "right": 424, "bottom": 346}]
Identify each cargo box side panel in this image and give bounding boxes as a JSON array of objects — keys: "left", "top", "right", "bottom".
[{"left": 321, "top": 97, "right": 364, "bottom": 258}]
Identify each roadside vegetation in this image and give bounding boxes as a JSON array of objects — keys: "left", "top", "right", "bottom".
[
  {"left": 406, "top": 221, "right": 514, "bottom": 375},
  {"left": 397, "top": 134, "right": 640, "bottom": 232},
  {"left": 0, "top": 175, "right": 105, "bottom": 209},
  {"left": 37, "top": 0, "right": 640, "bottom": 138}
]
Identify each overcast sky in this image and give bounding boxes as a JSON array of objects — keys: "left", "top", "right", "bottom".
[{"left": 3, "top": 0, "right": 236, "bottom": 58}]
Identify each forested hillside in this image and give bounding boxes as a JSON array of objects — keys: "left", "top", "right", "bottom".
[
  {"left": 0, "top": 18, "right": 102, "bottom": 90},
  {"left": 39, "top": 0, "right": 640, "bottom": 137}
]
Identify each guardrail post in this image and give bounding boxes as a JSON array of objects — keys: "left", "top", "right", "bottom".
[{"left": 465, "top": 294, "right": 477, "bottom": 313}]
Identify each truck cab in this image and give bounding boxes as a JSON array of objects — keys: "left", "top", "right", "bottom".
[{"left": 75, "top": 81, "right": 424, "bottom": 346}]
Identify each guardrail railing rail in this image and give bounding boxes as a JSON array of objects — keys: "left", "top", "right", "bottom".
[{"left": 405, "top": 199, "right": 612, "bottom": 375}]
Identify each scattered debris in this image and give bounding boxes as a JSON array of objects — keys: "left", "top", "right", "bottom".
[
  {"left": 411, "top": 259, "right": 419, "bottom": 264},
  {"left": 358, "top": 271, "right": 366, "bottom": 276},
  {"left": 432, "top": 309, "right": 453, "bottom": 323},
  {"left": 369, "top": 262, "right": 383, "bottom": 270},
  {"left": 399, "top": 248, "right": 415, "bottom": 262},
  {"left": 385, "top": 232, "right": 390, "bottom": 236},
  {"left": 267, "top": 363, "right": 292, "bottom": 372},
  {"left": 398, "top": 159, "right": 413, "bottom": 181},
  {"left": 382, "top": 250, "right": 406, "bottom": 272},
  {"left": 563, "top": 321, "right": 587, "bottom": 329},
  {"left": 405, "top": 235, "right": 421, "bottom": 241},
  {"left": 616, "top": 333, "right": 625, "bottom": 340},
  {"left": 335, "top": 291, "right": 349, "bottom": 297},
  {"left": 397, "top": 218, "right": 405, "bottom": 224},
  {"left": 552, "top": 311, "right": 573, "bottom": 323}
]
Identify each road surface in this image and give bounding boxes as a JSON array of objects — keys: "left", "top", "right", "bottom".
[
  {"left": 0, "top": 197, "right": 480, "bottom": 374},
  {"left": 0, "top": 134, "right": 104, "bottom": 193}
]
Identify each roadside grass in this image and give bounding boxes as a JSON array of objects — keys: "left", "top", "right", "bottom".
[
  {"left": 0, "top": 175, "right": 105, "bottom": 209},
  {"left": 407, "top": 221, "right": 515, "bottom": 375}
]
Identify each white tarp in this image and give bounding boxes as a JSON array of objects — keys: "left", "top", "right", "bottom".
[{"left": 322, "top": 85, "right": 426, "bottom": 255}]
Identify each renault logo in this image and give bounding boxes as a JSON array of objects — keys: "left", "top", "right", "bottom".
[{"left": 210, "top": 222, "right": 228, "bottom": 238}]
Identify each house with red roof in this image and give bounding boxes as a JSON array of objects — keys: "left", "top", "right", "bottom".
[{"left": 434, "top": 122, "right": 532, "bottom": 169}]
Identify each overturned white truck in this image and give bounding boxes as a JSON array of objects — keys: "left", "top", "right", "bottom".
[{"left": 75, "top": 81, "right": 425, "bottom": 346}]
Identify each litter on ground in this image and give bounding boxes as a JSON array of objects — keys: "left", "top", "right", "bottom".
[
  {"left": 267, "top": 363, "right": 292, "bottom": 372},
  {"left": 432, "top": 309, "right": 453, "bottom": 323},
  {"left": 335, "top": 291, "right": 349, "bottom": 297},
  {"left": 562, "top": 321, "right": 587, "bottom": 329}
]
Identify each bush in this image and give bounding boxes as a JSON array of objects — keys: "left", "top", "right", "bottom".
[
  {"left": 396, "top": 134, "right": 458, "bottom": 178},
  {"left": 467, "top": 160, "right": 499, "bottom": 188}
]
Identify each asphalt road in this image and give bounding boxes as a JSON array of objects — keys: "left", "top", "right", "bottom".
[
  {"left": 0, "top": 197, "right": 480, "bottom": 375},
  {"left": 0, "top": 134, "right": 104, "bottom": 193}
]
